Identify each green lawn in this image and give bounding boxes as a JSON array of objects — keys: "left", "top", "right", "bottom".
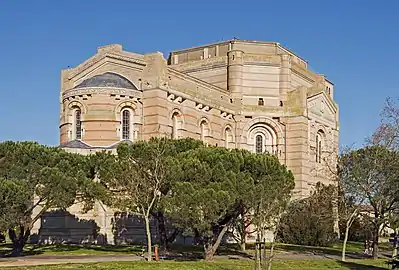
[
  {"left": 0, "top": 241, "right": 393, "bottom": 258},
  {"left": 274, "top": 241, "right": 392, "bottom": 257},
  {"left": 0, "top": 244, "right": 142, "bottom": 256},
  {"left": 0, "top": 241, "right": 394, "bottom": 269},
  {"left": 0, "top": 259, "right": 390, "bottom": 270}
]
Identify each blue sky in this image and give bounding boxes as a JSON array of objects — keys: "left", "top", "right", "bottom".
[{"left": 0, "top": 1, "right": 397, "bottom": 147}]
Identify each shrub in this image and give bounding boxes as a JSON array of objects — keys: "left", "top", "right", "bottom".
[{"left": 277, "top": 183, "right": 337, "bottom": 247}]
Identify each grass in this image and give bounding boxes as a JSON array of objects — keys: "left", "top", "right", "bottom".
[
  {"left": 0, "top": 243, "right": 142, "bottom": 256},
  {"left": 274, "top": 241, "right": 392, "bottom": 258},
  {"left": 0, "top": 241, "right": 393, "bottom": 258},
  {"left": 0, "top": 241, "right": 394, "bottom": 269},
  {"left": 0, "top": 259, "right": 390, "bottom": 270}
]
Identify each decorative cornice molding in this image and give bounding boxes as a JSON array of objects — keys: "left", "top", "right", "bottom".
[
  {"left": 160, "top": 86, "right": 236, "bottom": 115},
  {"left": 62, "top": 87, "right": 142, "bottom": 100},
  {"left": 291, "top": 67, "right": 315, "bottom": 84},
  {"left": 307, "top": 90, "right": 337, "bottom": 112},
  {"left": 220, "top": 111, "right": 234, "bottom": 120},
  {"left": 167, "top": 67, "right": 229, "bottom": 94},
  {"left": 167, "top": 92, "right": 185, "bottom": 104},
  {"left": 68, "top": 53, "right": 146, "bottom": 80},
  {"left": 178, "top": 63, "right": 227, "bottom": 73},
  {"left": 195, "top": 102, "right": 212, "bottom": 113},
  {"left": 243, "top": 54, "right": 280, "bottom": 65}
]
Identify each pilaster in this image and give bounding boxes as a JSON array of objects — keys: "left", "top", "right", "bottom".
[
  {"left": 285, "top": 116, "right": 311, "bottom": 199},
  {"left": 280, "top": 55, "right": 291, "bottom": 103}
]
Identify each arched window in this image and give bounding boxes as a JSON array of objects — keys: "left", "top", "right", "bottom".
[
  {"left": 248, "top": 123, "right": 278, "bottom": 155},
  {"left": 122, "top": 109, "right": 131, "bottom": 140},
  {"left": 200, "top": 119, "right": 210, "bottom": 143},
  {"left": 255, "top": 134, "right": 263, "bottom": 153},
  {"left": 316, "top": 131, "right": 323, "bottom": 163},
  {"left": 225, "top": 127, "right": 234, "bottom": 148},
  {"left": 172, "top": 112, "right": 182, "bottom": 139},
  {"left": 74, "top": 108, "right": 82, "bottom": 140}
]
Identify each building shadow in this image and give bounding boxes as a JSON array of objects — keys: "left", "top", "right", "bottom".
[
  {"left": 30, "top": 209, "right": 103, "bottom": 245},
  {"left": 112, "top": 212, "right": 159, "bottom": 245}
]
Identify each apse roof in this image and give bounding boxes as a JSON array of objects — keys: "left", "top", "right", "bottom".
[
  {"left": 73, "top": 72, "right": 137, "bottom": 89},
  {"left": 60, "top": 139, "right": 133, "bottom": 150}
]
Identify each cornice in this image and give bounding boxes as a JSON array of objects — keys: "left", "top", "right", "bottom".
[
  {"left": 62, "top": 87, "right": 142, "bottom": 100},
  {"left": 307, "top": 90, "right": 338, "bottom": 114},
  {"left": 68, "top": 53, "right": 146, "bottom": 80},
  {"left": 291, "top": 66, "right": 316, "bottom": 84},
  {"left": 242, "top": 105, "right": 284, "bottom": 114},
  {"left": 170, "top": 41, "right": 231, "bottom": 54},
  {"left": 243, "top": 54, "right": 280, "bottom": 65},
  {"left": 171, "top": 56, "right": 227, "bottom": 69},
  {"left": 178, "top": 63, "right": 227, "bottom": 73},
  {"left": 159, "top": 86, "right": 236, "bottom": 115},
  {"left": 167, "top": 67, "right": 230, "bottom": 94}
]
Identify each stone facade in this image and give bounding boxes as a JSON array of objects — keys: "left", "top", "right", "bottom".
[{"left": 31, "top": 39, "right": 339, "bottom": 245}]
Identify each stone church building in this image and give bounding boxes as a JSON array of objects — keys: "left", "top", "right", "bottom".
[{"left": 33, "top": 39, "right": 339, "bottom": 244}]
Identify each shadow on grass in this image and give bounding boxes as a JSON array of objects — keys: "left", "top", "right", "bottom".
[
  {"left": 275, "top": 243, "right": 370, "bottom": 260},
  {"left": 0, "top": 243, "right": 45, "bottom": 258},
  {"left": 338, "top": 260, "right": 388, "bottom": 270},
  {"left": 0, "top": 243, "right": 143, "bottom": 258},
  {"left": 216, "top": 246, "right": 253, "bottom": 259},
  {"left": 32, "top": 244, "right": 142, "bottom": 253},
  {"left": 165, "top": 243, "right": 252, "bottom": 261}
]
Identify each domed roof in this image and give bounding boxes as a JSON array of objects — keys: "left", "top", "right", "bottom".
[{"left": 73, "top": 72, "right": 137, "bottom": 89}]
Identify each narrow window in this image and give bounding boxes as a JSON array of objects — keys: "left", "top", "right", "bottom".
[
  {"left": 316, "top": 133, "right": 323, "bottom": 163},
  {"left": 316, "top": 134, "right": 319, "bottom": 162},
  {"left": 255, "top": 134, "right": 263, "bottom": 154},
  {"left": 258, "top": 98, "right": 264, "bottom": 106},
  {"left": 200, "top": 121, "right": 206, "bottom": 142},
  {"left": 225, "top": 128, "right": 233, "bottom": 148},
  {"left": 122, "top": 110, "right": 130, "bottom": 140},
  {"left": 75, "top": 109, "right": 82, "bottom": 140},
  {"left": 172, "top": 113, "right": 178, "bottom": 139},
  {"left": 318, "top": 139, "right": 322, "bottom": 163},
  {"left": 225, "top": 129, "right": 229, "bottom": 148}
]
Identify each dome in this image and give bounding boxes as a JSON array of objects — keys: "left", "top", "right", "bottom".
[{"left": 73, "top": 72, "right": 137, "bottom": 89}]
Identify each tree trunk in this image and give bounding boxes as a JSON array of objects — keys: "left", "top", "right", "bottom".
[
  {"left": 332, "top": 192, "right": 340, "bottom": 240},
  {"left": 8, "top": 226, "right": 30, "bottom": 257},
  {"left": 342, "top": 220, "right": 351, "bottom": 262},
  {"left": 393, "top": 229, "right": 398, "bottom": 258},
  {"left": 267, "top": 240, "right": 276, "bottom": 270},
  {"left": 262, "top": 240, "right": 267, "bottom": 270},
  {"left": 240, "top": 234, "right": 246, "bottom": 251},
  {"left": 255, "top": 231, "right": 261, "bottom": 270},
  {"left": 154, "top": 211, "right": 167, "bottom": 250},
  {"left": 204, "top": 225, "right": 229, "bottom": 260},
  {"left": 266, "top": 223, "right": 280, "bottom": 270},
  {"left": 333, "top": 208, "right": 340, "bottom": 240},
  {"left": 239, "top": 208, "right": 247, "bottom": 251},
  {"left": 144, "top": 215, "right": 152, "bottom": 261},
  {"left": 372, "top": 227, "right": 379, "bottom": 259}
]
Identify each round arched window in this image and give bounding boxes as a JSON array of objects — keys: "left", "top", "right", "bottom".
[
  {"left": 255, "top": 134, "right": 263, "bottom": 153},
  {"left": 74, "top": 108, "right": 82, "bottom": 140},
  {"left": 122, "top": 109, "right": 131, "bottom": 140}
]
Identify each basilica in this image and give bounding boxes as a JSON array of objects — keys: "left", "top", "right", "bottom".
[
  {"left": 36, "top": 39, "right": 339, "bottom": 244},
  {"left": 60, "top": 39, "right": 339, "bottom": 197}
]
